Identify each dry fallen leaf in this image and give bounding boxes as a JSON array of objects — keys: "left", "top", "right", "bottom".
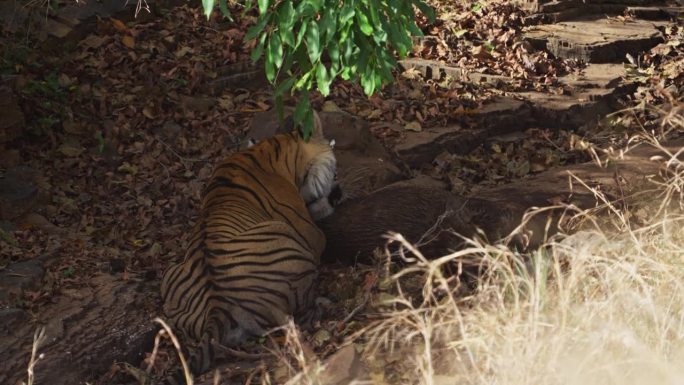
[
  {"left": 58, "top": 143, "right": 85, "bottom": 157},
  {"left": 80, "top": 34, "right": 106, "bottom": 49},
  {"left": 117, "top": 162, "right": 138, "bottom": 175},
  {"left": 471, "top": 45, "right": 494, "bottom": 61},
  {"left": 111, "top": 18, "right": 128, "bottom": 33},
  {"left": 122, "top": 35, "right": 135, "bottom": 49},
  {"left": 142, "top": 106, "right": 156, "bottom": 119},
  {"left": 404, "top": 121, "right": 422, "bottom": 132}
]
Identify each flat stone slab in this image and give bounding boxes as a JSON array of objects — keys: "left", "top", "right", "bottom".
[
  {"left": 518, "top": 65, "right": 637, "bottom": 129},
  {"left": 393, "top": 62, "right": 634, "bottom": 168},
  {"left": 394, "top": 97, "right": 534, "bottom": 168},
  {"left": 0, "top": 274, "right": 158, "bottom": 385},
  {"left": 524, "top": 18, "right": 666, "bottom": 63}
]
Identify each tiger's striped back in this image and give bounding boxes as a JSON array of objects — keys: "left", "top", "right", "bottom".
[{"left": 160, "top": 117, "right": 336, "bottom": 383}]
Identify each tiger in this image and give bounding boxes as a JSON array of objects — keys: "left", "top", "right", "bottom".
[{"left": 159, "top": 111, "right": 337, "bottom": 384}]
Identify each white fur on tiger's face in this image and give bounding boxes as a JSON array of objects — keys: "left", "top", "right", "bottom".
[{"left": 159, "top": 111, "right": 337, "bottom": 384}]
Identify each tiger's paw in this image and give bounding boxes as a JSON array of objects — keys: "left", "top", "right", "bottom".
[{"left": 307, "top": 196, "right": 335, "bottom": 222}]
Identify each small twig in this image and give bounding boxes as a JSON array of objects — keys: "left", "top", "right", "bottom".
[
  {"left": 335, "top": 295, "right": 370, "bottom": 334},
  {"left": 157, "top": 138, "right": 208, "bottom": 164},
  {"left": 123, "top": 0, "right": 151, "bottom": 18},
  {"left": 153, "top": 317, "right": 194, "bottom": 385},
  {"left": 243, "top": 362, "right": 264, "bottom": 385},
  {"left": 145, "top": 325, "right": 164, "bottom": 374},
  {"left": 25, "top": 326, "right": 47, "bottom": 385}
]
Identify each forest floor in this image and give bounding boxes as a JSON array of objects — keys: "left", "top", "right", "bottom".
[{"left": 0, "top": 0, "right": 683, "bottom": 384}]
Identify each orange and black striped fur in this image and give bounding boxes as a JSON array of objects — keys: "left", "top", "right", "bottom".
[{"left": 160, "top": 113, "right": 336, "bottom": 383}]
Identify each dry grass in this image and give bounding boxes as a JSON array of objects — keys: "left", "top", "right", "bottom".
[
  {"left": 355, "top": 132, "right": 684, "bottom": 385},
  {"left": 278, "top": 118, "right": 684, "bottom": 385},
  {"left": 22, "top": 327, "right": 46, "bottom": 385}
]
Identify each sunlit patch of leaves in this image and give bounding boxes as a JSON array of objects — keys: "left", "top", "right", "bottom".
[{"left": 414, "top": 0, "right": 583, "bottom": 91}]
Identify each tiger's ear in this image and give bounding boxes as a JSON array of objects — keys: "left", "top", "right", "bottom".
[
  {"left": 311, "top": 110, "right": 324, "bottom": 139},
  {"left": 296, "top": 110, "right": 325, "bottom": 141},
  {"left": 294, "top": 109, "right": 326, "bottom": 141}
]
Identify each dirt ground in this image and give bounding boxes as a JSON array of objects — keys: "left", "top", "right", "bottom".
[{"left": 1, "top": 1, "right": 682, "bottom": 384}]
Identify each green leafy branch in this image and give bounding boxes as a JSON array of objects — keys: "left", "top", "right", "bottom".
[{"left": 202, "top": 0, "right": 434, "bottom": 138}]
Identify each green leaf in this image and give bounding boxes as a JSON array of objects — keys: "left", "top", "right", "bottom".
[
  {"left": 414, "top": 0, "right": 435, "bottom": 21},
  {"left": 251, "top": 32, "right": 267, "bottom": 62},
  {"left": 295, "top": 22, "right": 308, "bottom": 49},
  {"left": 340, "top": 23, "right": 351, "bottom": 41},
  {"left": 278, "top": 1, "right": 295, "bottom": 28},
  {"left": 343, "top": 38, "right": 354, "bottom": 62},
  {"left": 356, "top": 11, "right": 373, "bottom": 36},
  {"left": 258, "top": 0, "right": 270, "bottom": 15},
  {"left": 269, "top": 33, "right": 284, "bottom": 69},
  {"left": 245, "top": 14, "right": 270, "bottom": 41},
  {"left": 305, "top": 20, "right": 321, "bottom": 64},
  {"left": 218, "top": 0, "right": 231, "bottom": 20},
  {"left": 274, "top": 77, "right": 295, "bottom": 97},
  {"left": 340, "top": 66, "right": 352, "bottom": 80},
  {"left": 294, "top": 70, "right": 312, "bottom": 90},
  {"left": 368, "top": 0, "right": 381, "bottom": 25},
  {"left": 293, "top": 92, "right": 311, "bottom": 139},
  {"left": 265, "top": 49, "right": 276, "bottom": 83},
  {"left": 280, "top": 28, "right": 295, "bottom": 47},
  {"left": 360, "top": 67, "right": 376, "bottom": 95},
  {"left": 328, "top": 41, "right": 340, "bottom": 63},
  {"left": 471, "top": 3, "right": 482, "bottom": 12},
  {"left": 292, "top": 44, "right": 311, "bottom": 72},
  {"left": 339, "top": 4, "right": 355, "bottom": 25},
  {"left": 316, "top": 62, "right": 330, "bottom": 96},
  {"left": 373, "top": 28, "right": 388, "bottom": 44},
  {"left": 320, "top": 7, "right": 337, "bottom": 45},
  {"left": 202, "top": 0, "right": 215, "bottom": 20},
  {"left": 302, "top": 108, "right": 314, "bottom": 140}
]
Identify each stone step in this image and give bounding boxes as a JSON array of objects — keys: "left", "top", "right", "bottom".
[
  {"left": 394, "top": 60, "right": 635, "bottom": 168},
  {"left": 515, "top": 0, "right": 668, "bottom": 14},
  {"left": 525, "top": 4, "right": 682, "bottom": 23},
  {"left": 627, "top": 5, "right": 684, "bottom": 19},
  {"left": 524, "top": 18, "right": 666, "bottom": 63},
  {"left": 394, "top": 97, "right": 535, "bottom": 168}
]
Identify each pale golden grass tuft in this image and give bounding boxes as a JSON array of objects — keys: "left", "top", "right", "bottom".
[
  {"left": 280, "top": 121, "right": 684, "bottom": 385},
  {"left": 357, "top": 133, "right": 684, "bottom": 385},
  {"left": 23, "top": 326, "right": 46, "bottom": 385}
]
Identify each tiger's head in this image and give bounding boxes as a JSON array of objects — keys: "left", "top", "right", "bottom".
[{"left": 246, "top": 110, "right": 337, "bottom": 221}]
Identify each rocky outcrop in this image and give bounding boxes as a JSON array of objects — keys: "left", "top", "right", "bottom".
[
  {"left": 320, "top": 138, "right": 684, "bottom": 265},
  {"left": 0, "top": 274, "right": 158, "bottom": 385}
]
